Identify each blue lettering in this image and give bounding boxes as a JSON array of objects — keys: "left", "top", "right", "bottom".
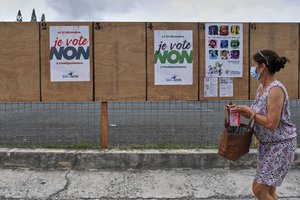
[{"left": 50, "top": 46, "right": 89, "bottom": 60}]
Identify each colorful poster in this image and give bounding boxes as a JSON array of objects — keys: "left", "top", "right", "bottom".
[
  {"left": 205, "top": 23, "right": 243, "bottom": 78},
  {"left": 50, "top": 26, "right": 90, "bottom": 82},
  {"left": 154, "top": 30, "right": 193, "bottom": 85}
]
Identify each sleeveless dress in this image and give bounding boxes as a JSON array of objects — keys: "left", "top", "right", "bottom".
[{"left": 250, "top": 80, "right": 297, "bottom": 186}]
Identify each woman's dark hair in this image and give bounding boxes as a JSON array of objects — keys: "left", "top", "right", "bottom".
[{"left": 252, "top": 49, "right": 289, "bottom": 74}]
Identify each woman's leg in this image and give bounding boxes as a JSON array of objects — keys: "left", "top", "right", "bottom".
[
  {"left": 269, "top": 186, "right": 277, "bottom": 200},
  {"left": 252, "top": 181, "right": 275, "bottom": 200}
]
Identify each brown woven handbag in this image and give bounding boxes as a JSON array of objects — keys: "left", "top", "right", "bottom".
[{"left": 218, "top": 107, "right": 254, "bottom": 161}]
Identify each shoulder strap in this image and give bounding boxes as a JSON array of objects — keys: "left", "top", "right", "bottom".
[{"left": 224, "top": 106, "right": 229, "bottom": 127}]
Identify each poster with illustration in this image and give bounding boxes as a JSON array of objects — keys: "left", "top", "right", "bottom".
[
  {"left": 50, "top": 26, "right": 90, "bottom": 82},
  {"left": 205, "top": 23, "right": 243, "bottom": 78},
  {"left": 154, "top": 30, "right": 193, "bottom": 85}
]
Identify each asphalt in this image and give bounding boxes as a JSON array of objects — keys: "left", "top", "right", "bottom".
[
  {"left": 1, "top": 101, "right": 299, "bottom": 148},
  {"left": 1, "top": 168, "right": 300, "bottom": 200},
  {"left": 0, "top": 148, "right": 299, "bottom": 200}
]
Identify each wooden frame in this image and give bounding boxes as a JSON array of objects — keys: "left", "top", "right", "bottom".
[
  {"left": 147, "top": 22, "right": 199, "bottom": 100},
  {"left": 40, "top": 22, "right": 93, "bottom": 101},
  {"left": 199, "top": 23, "right": 250, "bottom": 100},
  {"left": 249, "top": 23, "right": 299, "bottom": 99},
  {"left": 0, "top": 22, "right": 40, "bottom": 102},
  {"left": 94, "top": 22, "right": 146, "bottom": 101}
]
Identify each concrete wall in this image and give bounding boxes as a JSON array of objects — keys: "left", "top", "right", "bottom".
[{"left": 0, "top": 148, "right": 299, "bottom": 170}]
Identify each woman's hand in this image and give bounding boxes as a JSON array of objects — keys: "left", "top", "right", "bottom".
[
  {"left": 226, "top": 104, "right": 236, "bottom": 109},
  {"left": 231, "top": 105, "right": 255, "bottom": 119}
]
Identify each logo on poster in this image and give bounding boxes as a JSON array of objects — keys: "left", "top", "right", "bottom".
[
  {"left": 62, "top": 71, "right": 79, "bottom": 79},
  {"left": 166, "top": 74, "right": 182, "bottom": 82}
]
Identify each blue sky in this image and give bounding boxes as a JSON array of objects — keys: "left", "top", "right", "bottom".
[{"left": 1, "top": 0, "right": 300, "bottom": 22}]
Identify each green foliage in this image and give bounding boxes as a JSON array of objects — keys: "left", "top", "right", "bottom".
[
  {"left": 118, "top": 144, "right": 218, "bottom": 150},
  {"left": 0, "top": 143, "right": 97, "bottom": 150},
  {"left": 1, "top": 143, "right": 299, "bottom": 150}
]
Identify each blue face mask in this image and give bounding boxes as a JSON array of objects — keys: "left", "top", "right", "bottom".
[{"left": 250, "top": 66, "right": 260, "bottom": 80}]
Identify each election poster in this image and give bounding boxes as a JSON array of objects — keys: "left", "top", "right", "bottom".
[
  {"left": 49, "top": 26, "right": 90, "bottom": 82},
  {"left": 154, "top": 30, "right": 193, "bottom": 85},
  {"left": 205, "top": 23, "right": 243, "bottom": 78}
]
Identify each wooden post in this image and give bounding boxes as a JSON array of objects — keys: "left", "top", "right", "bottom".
[{"left": 101, "top": 101, "right": 108, "bottom": 148}]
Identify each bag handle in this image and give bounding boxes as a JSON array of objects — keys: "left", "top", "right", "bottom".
[
  {"left": 248, "top": 114, "right": 255, "bottom": 128},
  {"left": 224, "top": 106, "right": 230, "bottom": 127}
]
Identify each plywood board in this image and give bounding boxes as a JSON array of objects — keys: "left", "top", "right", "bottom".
[
  {"left": 249, "top": 23, "right": 299, "bottom": 99},
  {"left": 40, "top": 22, "right": 93, "bottom": 101},
  {"left": 199, "top": 23, "right": 249, "bottom": 100},
  {"left": 147, "top": 23, "right": 198, "bottom": 100},
  {"left": 94, "top": 22, "right": 146, "bottom": 101},
  {"left": 0, "top": 22, "right": 40, "bottom": 102}
]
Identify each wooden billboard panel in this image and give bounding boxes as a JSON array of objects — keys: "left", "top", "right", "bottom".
[
  {"left": 0, "top": 22, "right": 40, "bottom": 102},
  {"left": 40, "top": 22, "right": 93, "bottom": 102},
  {"left": 147, "top": 23, "right": 198, "bottom": 100},
  {"left": 199, "top": 23, "right": 249, "bottom": 100},
  {"left": 94, "top": 22, "right": 146, "bottom": 101},
  {"left": 250, "top": 23, "right": 299, "bottom": 99}
]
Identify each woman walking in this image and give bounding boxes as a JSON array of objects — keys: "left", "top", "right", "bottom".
[{"left": 231, "top": 49, "right": 297, "bottom": 200}]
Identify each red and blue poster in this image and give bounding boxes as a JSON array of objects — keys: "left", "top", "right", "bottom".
[{"left": 50, "top": 26, "right": 90, "bottom": 82}]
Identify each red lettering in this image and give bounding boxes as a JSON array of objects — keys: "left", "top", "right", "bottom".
[
  {"left": 72, "top": 39, "right": 79, "bottom": 45},
  {"left": 66, "top": 36, "right": 88, "bottom": 47},
  {"left": 66, "top": 39, "right": 72, "bottom": 46},
  {"left": 53, "top": 37, "right": 63, "bottom": 48},
  {"left": 78, "top": 35, "right": 88, "bottom": 45}
]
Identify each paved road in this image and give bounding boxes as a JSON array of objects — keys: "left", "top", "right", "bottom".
[
  {"left": 1, "top": 168, "right": 300, "bottom": 200},
  {"left": 0, "top": 101, "right": 299, "bottom": 148}
]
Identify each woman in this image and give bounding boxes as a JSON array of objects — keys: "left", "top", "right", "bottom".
[{"left": 231, "top": 49, "right": 297, "bottom": 200}]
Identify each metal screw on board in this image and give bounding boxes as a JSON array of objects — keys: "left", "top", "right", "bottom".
[
  {"left": 31, "top": 8, "right": 37, "bottom": 22},
  {"left": 16, "top": 10, "right": 22, "bottom": 22}
]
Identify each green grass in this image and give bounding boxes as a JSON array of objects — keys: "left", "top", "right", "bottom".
[
  {"left": 1, "top": 143, "right": 299, "bottom": 150},
  {"left": 0, "top": 143, "right": 218, "bottom": 150},
  {"left": 0, "top": 144, "right": 97, "bottom": 150},
  {"left": 118, "top": 144, "right": 218, "bottom": 150}
]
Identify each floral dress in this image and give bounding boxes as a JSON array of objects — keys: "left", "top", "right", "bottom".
[{"left": 250, "top": 80, "right": 297, "bottom": 186}]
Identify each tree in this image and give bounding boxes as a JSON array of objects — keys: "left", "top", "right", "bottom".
[
  {"left": 31, "top": 9, "right": 37, "bottom": 22},
  {"left": 41, "top": 13, "right": 46, "bottom": 22},
  {"left": 16, "top": 10, "right": 22, "bottom": 22}
]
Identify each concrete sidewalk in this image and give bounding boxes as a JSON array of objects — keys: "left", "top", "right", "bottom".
[
  {"left": 0, "top": 148, "right": 299, "bottom": 199},
  {"left": 0, "top": 168, "right": 299, "bottom": 199}
]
